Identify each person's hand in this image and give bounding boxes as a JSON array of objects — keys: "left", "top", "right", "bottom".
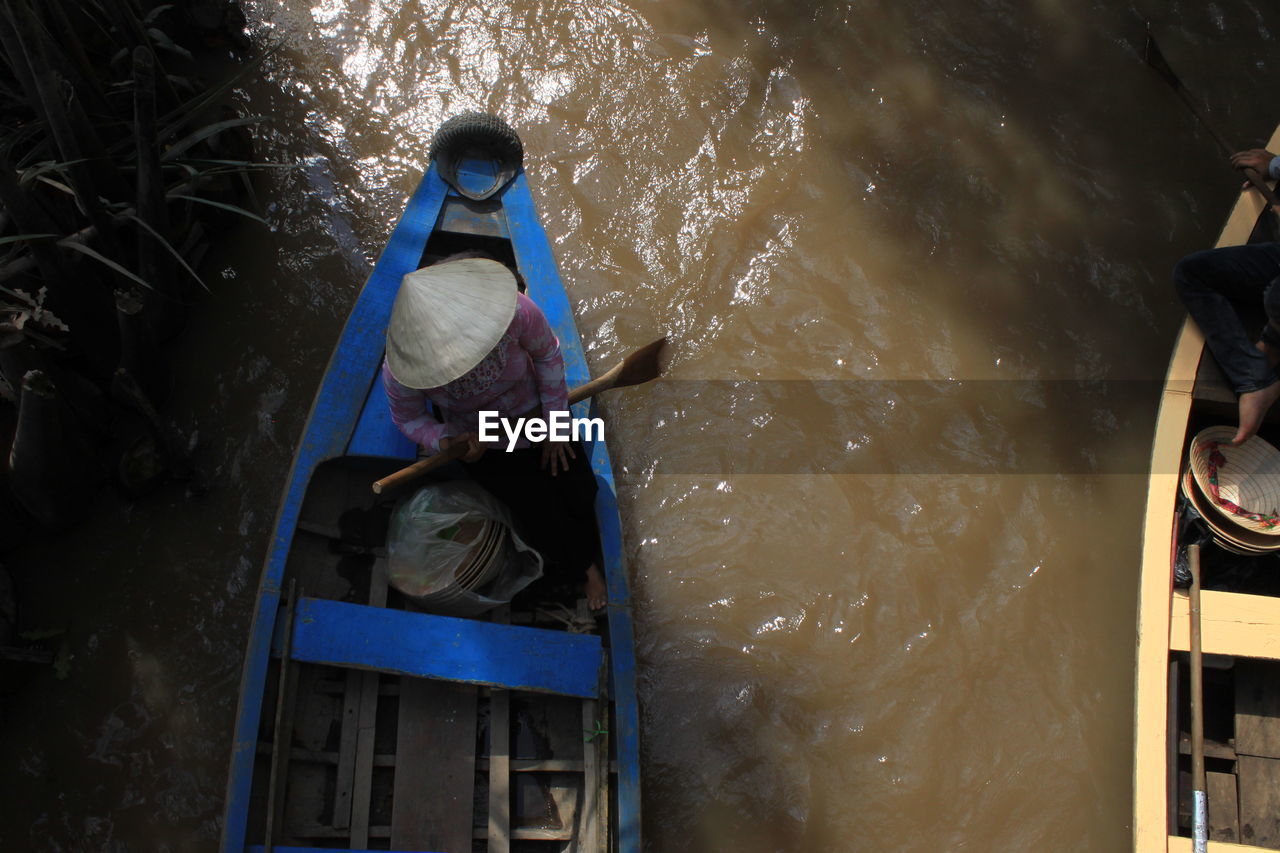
[
  {"left": 443, "top": 433, "right": 485, "bottom": 462},
  {"left": 540, "top": 439, "right": 575, "bottom": 476},
  {"left": 1231, "top": 148, "right": 1276, "bottom": 188}
]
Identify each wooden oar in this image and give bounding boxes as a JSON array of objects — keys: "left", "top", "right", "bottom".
[
  {"left": 371, "top": 336, "right": 668, "bottom": 494},
  {"left": 563, "top": 335, "right": 668, "bottom": 406},
  {"left": 1188, "top": 544, "right": 1208, "bottom": 853},
  {"left": 1144, "top": 26, "right": 1280, "bottom": 209}
]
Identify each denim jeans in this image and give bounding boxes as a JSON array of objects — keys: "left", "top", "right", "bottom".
[{"left": 1173, "top": 242, "right": 1280, "bottom": 393}]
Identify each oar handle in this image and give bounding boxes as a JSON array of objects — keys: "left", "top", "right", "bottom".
[
  {"left": 1241, "top": 167, "right": 1280, "bottom": 210},
  {"left": 370, "top": 379, "right": 599, "bottom": 496},
  {"left": 1145, "top": 29, "right": 1280, "bottom": 209},
  {"left": 568, "top": 370, "right": 617, "bottom": 406},
  {"left": 371, "top": 441, "right": 468, "bottom": 494},
  {"left": 368, "top": 388, "right": 596, "bottom": 495},
  {"left": 1170, "top": 78, "right": 1280, "bottom": 207}
]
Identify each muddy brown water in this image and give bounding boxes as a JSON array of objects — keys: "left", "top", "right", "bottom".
[{"left": 3, "top": 1, "right": 1280, "bottom": 850}]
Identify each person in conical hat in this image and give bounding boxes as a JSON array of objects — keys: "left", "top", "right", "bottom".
[{"left": 381, "top": 252, "right": 607, "bottom": 610}]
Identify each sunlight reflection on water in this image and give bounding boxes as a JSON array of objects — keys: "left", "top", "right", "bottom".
[{"left": 6, "top": 0, "right": 1280, "bottom": 850}]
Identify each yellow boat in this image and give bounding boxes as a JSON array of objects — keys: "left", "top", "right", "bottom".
[{"left": 1135, "top": 123, "right": 1280, "bottom": 851}]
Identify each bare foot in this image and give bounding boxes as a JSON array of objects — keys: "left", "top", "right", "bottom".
[
  {"left": 585, "top": 563, "right": 607, "bottom": 612},
  {"left": 1234, "top": 380, "right": 1280, "bottom": 445}
]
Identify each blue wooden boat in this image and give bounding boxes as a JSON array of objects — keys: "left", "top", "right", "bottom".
[{"left": 219, "top": 125, "right": 642, "bottom": 852}]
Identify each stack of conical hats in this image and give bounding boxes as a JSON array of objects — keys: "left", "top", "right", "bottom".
[
  {"left": 411, "top": 519, "right": 509, "bottom": 612},
  {"left": 1184, "top": 426, "right": 1280, "bottom": 555}
]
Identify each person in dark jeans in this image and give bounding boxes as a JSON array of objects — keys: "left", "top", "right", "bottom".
[{"left": 1174, "top": 147, "right": 1280, "bottom": 445}]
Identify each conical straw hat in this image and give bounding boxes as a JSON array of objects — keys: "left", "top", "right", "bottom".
[
  {"left": 455, "top": 521, "right": 496, "bottom": 587},
  {"left": 1179, "top": 467, "right": 1280, "bottom": 552},
  {"left": 1213, "top": 536, "right": 1263, "bottom": 556},
  {"left": 385, "top": 257, "right": 518, "bottom": 389},
  {"left": 458, "top": 530, "right": 495, "bottom": 588},
  {"left": 472, "top": 525, "right": 507, "bottom": 588},
  {"left": 1188, "top": 426, "right": 1280, "bottom": 536}
]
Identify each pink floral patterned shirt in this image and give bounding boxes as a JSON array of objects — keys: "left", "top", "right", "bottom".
[{"left": 382, "top": 291, "right": 569, "bottom": 453}]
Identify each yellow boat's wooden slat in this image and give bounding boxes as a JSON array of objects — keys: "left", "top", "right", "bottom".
[
  {"left": 1237, "top": 755, "right": 1280, "bottom": 847},
  {"left": 1170, "top": 590, "right": 1280, "bottom": 659},
  {"left": 1207, "top": 769, "right": 1240, "bottom": 843},
  {"left": 1133, "top": 121, "right": 1280, "bottom": 853},
  {"left": 1235, "top": 658, "right": 1280, "bottom": 759}
]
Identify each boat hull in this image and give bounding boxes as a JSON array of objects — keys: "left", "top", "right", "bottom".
[
  {"left": 1133, "top": 124, "right": 1280, "bottom": 851},
  {"left": 220, "top": 161, "right": 641, "bottom": 852}
]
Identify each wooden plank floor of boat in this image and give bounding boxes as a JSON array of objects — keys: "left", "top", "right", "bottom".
[
  {"left": 1168, "top": 595, "right": 1280, "bottom": 850},
  {"left": 1236, "top": 660, "right": 1280, "bottom": 847},
  {"left": 250, "top": 458, "right": 614, "bottom": 851},
  {"left": 393, "top": 677, "right": 477, "bottom": 848}
]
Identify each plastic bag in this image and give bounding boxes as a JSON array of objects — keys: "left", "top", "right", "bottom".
[{"left": 387, "top": 480, "right": 542, "bottom": 616}]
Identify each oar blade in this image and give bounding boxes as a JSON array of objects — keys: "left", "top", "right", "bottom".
[{"left": 613, "top": 336, "right": 669, "bottom": 389}]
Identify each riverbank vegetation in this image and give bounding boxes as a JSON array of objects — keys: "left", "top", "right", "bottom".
[
  {"left": 0, "top": 0, "right": 272, "bottom": 662},
  {"left": 0, "top": 0, "right": 272, "bottom": 538}
]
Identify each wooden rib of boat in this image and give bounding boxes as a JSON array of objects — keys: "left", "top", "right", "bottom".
[
  {"left": 1135, "top": 123, "right": 1280, "bottom": 851},
  {"left": 219, "top": 135, "right": 642, "bottom": 852}
]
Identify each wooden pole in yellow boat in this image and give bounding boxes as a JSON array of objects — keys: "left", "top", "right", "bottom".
[
  {"left": 370, "top": 336, "right": 668, "bottom": 494},
  {"left": 1188, "top": 544, "right": 1208, "bottom": 853}
]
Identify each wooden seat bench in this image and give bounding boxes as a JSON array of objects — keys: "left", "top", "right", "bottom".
[{"left": 288, "top": 596, "right": 604, "bottom": 699}]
